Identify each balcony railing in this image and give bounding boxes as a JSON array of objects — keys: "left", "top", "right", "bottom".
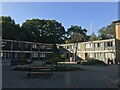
[
  {"left": 104, "top": 46, "right": 115, "bottom": 50},
  {"left": 85, "top": 48, "right": 93, "bottom": 51}
]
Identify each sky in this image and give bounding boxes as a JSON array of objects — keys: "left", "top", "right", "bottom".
[{"left": 1, "top": 2, "right": 118, "bottom": 35}]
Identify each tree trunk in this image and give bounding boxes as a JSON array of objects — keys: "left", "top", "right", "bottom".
[{"left": 74, "top": 43, "right": 78, "bottom": 62}]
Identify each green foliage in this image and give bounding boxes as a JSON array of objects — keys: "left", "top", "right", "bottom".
[
  {"left": 22, "top": 19, "right": 66, "bottom": 44},
  {"left": 66, "top": 25, "right": 88, "bottom": 43},
  {"left": 89, "top": 32, "right": 98, "bottom": 41},
  {"left": 1, "top": 16, "right": 66, "bottom": 44},
  {"left": 81, "top": 58, "right": 107, "bottom": 66},
  {"left": 60, "top": 54, "right": 67, "bottom": 61},
  {"left": 11, "top": 59, "right": 32, "bottom": 66},
  {"left": 65, "top": 25, "right": 88, "bottom": 61},
  {"left": 98, "top": 23, "right": 115, "bottom": 40},
  {"left": 53, "top": 65, "right": 83, "bottom": 71},
  {"left": 52, "top": 44, "right": 58, "bottom": 53},
  {"left": 1, "top": 16, "right": 22, "bottom": 40},
  {"left": 1, "top": 16, "right": 115, "bottom": 44},
  {"left": 46, "top": 53, "right": 67, "bottom": 65}
]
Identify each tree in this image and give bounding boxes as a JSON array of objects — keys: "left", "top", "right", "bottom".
[
  {"left": 89, "top": 32, "right": 98, "bottom": 41},
  {"left": 66, "top": 25, "right": 88, "bottom": 61},
  {"left": 1, "top": 16, "right": 22, "bottom": 40},
  {"left": 22, "top": 19, "right": 66, "bottom": 44},
  {"left": 98, "top": 23, "right": 115, "bottom": 40}
]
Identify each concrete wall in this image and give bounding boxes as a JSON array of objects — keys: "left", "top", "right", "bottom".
[
  {"left": 79, "top": 43, "right": 85, "bottom": 60},
  {"left": 114, "top": 21, "right": 120, "bottom": 63}
]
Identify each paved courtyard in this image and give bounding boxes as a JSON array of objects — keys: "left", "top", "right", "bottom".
[{"left": 2, "top": 64, "right": 119, "bottom": 88}]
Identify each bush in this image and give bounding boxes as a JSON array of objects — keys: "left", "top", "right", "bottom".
[
  {"left": 13, "top": 65, "right": 30, "bottom": 71},
  {"left": 46, "top": 60, "right": 57, "bottom": 65},
  {"left": 81, "top": 58, "right": 107, "bottom": 66},
  {"left": 53, "top": 65, "right": 83, "bottom": 71},
  {"left": 11, "top": 59, "right": 32, "bottom": 66}
]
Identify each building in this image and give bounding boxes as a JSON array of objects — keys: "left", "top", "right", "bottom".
[
  {"left": 113, "top": 20, "right": 120, "bottom": 63},
  {"left": 1, "top": 20, "right": 120, "bottom": 65},
  {"left": 57, "top": 39, "right": 116, "bottom": 63},
  {"left": 1, "top": 39, "right": 53, "bottom": 65},
  {"left": 57, "top": 20, "right": 120, "bottom": 64}
]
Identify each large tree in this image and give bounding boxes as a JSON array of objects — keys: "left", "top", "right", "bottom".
[
  {"left": 66, "top": 25, "right": 88, "bottom": 43},
  {"left": 88, "top": 32, "right": 98, "bottom": 41},
  {"left": 98, "top": 23, "right": 115, "bottom": 40},
  {"left": 22, "top": 19, "right": 66, "bottom": 44},
  {"left": 66, "top": 25, "right": 88, "bottom": 61},
  {"left": 1, "top": 16, "right": 22, "bottom": 40}
]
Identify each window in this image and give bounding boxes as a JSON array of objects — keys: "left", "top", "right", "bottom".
[
  {"left": 40, "top": 45, "right": 46, "bottom": 49},
  {"left": 32, "top": 44, "right": 37, "bottom": 48},
  {"left": 105, "top": 53, "right": 115, "bottom": 59},
  {"left": 78, "top": 45, "right": 80, "bottom": 49},
  {"left": 33, "top": 44, "right": 39, "bottom": 49},
  {"left": 107, "top": 41, "right": 113, "bottom": 47},
  {"left": 25, "top": 44, "right": 28, "bottom": 48},
  {"left": 32, "top": 53, "right": 38, "bottom": 57},
  {"left": 94, "top": 42, "right": 102, "bottom": 48},
  {"left": 94, "top": 53, "right": 102, "bottom": 59},
  {"left": 1, "top": 52, "right": 3, "bottom": 58},
  {"left": 59, "top": 46, "right": 63, "bottom": 49},
  {"left": 85, "top": 53, "right": 92, "bottom": 58},
  {"left": 15, "top": 53, "right": 17, "bottom": 58},
  {"left": 18, "top": 43, "right": 21, "bottom": 48},
  {"left": 85, "top": 43, "right": 92, "bottom": 48},
  {"left": 46, "top": 45, "right": 52, "bottom": 49},
  {"left": 41, "top": 53, "right": 45, "bottom": 57},
  {"left": 67, "top": 46, "right": 69, "bottom": 49}
]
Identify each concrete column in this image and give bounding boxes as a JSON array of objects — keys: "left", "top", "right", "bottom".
[
  {"left": 30, "top": 43, "right": 32, "bottom": 61},
  {"left": 38, "top": 44, "right": 40, "bottom": 61},
  {"left": 80, "top": 43, "right": 85, "bottom": 60},
  {"left": 113, "top": 20, "right": 120, "bottom": 63},
  {"left": 11, "top": 41, "right": 13, "bottom": 59}
]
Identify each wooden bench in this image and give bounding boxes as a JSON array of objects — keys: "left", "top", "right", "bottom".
[{"left": 27, "top": 66, "right": 53, "bottom": 78}]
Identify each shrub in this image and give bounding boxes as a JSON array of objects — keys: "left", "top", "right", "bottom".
[
  {"left": 81, "top": 58, "right": 107, "bottom": 66},
  {"left": 11, "top": 59, "right": 32, "bottom": 66}
]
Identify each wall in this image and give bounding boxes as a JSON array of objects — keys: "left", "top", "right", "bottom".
[{"left": 114, "top": 21, "right": 120, "bottom": 63}]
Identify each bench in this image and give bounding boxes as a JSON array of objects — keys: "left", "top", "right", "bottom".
[{"left": 27, "top": 66, "right": 53, "bottom": 78}]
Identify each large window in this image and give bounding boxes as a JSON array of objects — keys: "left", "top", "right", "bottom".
[
  {"left": 94, "top": 53, "right": 102, "bottom": 59},
  {"left": 32, "top": 44, "right": 38, "bottom": 49},
  {"left": 32, "top": 53, "right": 38, "bottom": 57},
  {"left": 85, "top": 53, "right": 92, "bottom": 58},
  {"left": 40, "top": 53, "right": 45, "bottom": 57},
  {"left": 105, "top": 41, "right": 113, "bottom": 47},
  {"left": 107, "top": 41, "right": 113, "bottom": 47},
  {"left": 94, "top": 42, "right": 102, "bottom": 48},
  {"left": 66, "top": 45, "right": 74, "bottom": 50},
  {"left": 105, "top": 52, "right": 115, "bottom": 60},
  {"left": 40, "top": 45, "right": 46, "bottom": 50},
  {"left": 46, "top": 45, "right": 52, "bottom": 49},
  {"left": 85, "top": 43, "right": 92, "bottom": 48}
]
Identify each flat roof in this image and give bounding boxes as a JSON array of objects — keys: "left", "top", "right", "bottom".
[
  {"left": 113, "top": 20, "right": 120, "bottom": 23},
  {"left": 2, "top": 39, "right": 53, "bottom": 45}
]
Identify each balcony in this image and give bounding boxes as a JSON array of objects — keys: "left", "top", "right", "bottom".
[
  {"left": 13, "top": 42, "right": 22, "bottom": 51},
  {"left": 104, "top": 46, "right": 115, "bottom": 50},
  {"left": 94, "top": 47, "right": 103, "bottom": 51},
  {"left": 2, "top": 41, "right": 11, "bottom": 50},
  {"left": 85, "top": 48, "right": 93, "bottom": 51}
]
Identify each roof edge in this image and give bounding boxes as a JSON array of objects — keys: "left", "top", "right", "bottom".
[{"left": 113, "top": 20, "right": 120, "bottom": 23}]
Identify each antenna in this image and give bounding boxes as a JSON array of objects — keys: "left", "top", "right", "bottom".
[{"left": 90, "top": 22, "right": 93, "bottom": 35}]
